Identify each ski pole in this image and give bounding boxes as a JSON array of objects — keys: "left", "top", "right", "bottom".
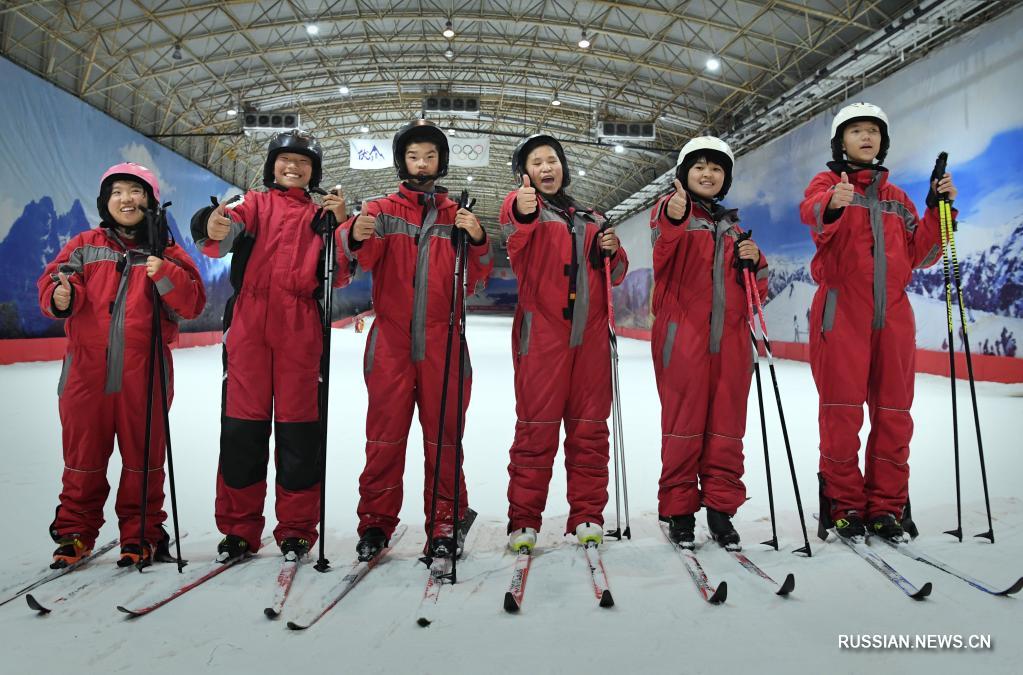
[
  {"left": 933, "top": 152, "right": 994, "bottom": 543},
  {"left": 736, "top": 230, "right": 777, "bottom": 551},
  {"left": 745, "top": 250, "right": 812, "bottom": 557}
]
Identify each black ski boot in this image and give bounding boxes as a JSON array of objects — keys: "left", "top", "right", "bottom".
[
  {"left": 217, "top": 534, "right": 251, "bottom": 561},
  {"left": 834, "top": 511, "right": 866, "bottom": 539},
  {"left": 706, "top": 508, "right": 741, "bottom": 550},
  {"left": 660, "top": 514, "right": 696, "bottom": 549},
  {"left": 356, "top": 528, "right": 388, "bottom": 562},
  {"left": 427, "top": 508, "right": 479, "bottom": 560},
  {"left": 868, "top": 514, "right": 907, "bottom": 543},
  {"left": 117, "top": 542, "right": 155, "bottom": 568},
  {"left": 153, "top": 524, "right": 177, "bottom": 563},
  {"left": 280, "top": 537, "right": 311, "bottom": 559}
]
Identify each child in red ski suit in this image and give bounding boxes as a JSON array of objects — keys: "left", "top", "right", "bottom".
[
  {"left": 39, "top": 162, "right": 206, "bottom": 568},
  {"left": 800, "top": 102, "right": 956, "bottom": 542},
  {"left": 650, "top": 136, "right": 766, "bottom": 549}
]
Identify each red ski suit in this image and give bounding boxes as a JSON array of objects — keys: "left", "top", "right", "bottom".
[
  {"left": 799, "top": 165, "right": 943, "bottom": 521},
  {"left": 500, "top": 192, "right": 628, "bottom": 534},
  {"left": 340, "top": 183, "right": 493, "bottom": 539},
  {"left": 38, "top": 227, "right": 206, "bottom": 548},
  {"left": 650, "top": 194, "right": 768, "bottom": 517},
  {"left": 193, "top": 187, "right": 351, "bottom": 551}
]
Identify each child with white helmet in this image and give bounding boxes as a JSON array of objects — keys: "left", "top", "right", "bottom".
[
  {"left": 38, "top": 162, "right": 206, "bottom": 568},
  {"left": 649, "top": 136, "right": 766, "bottom": 549},
  {"left": 799, "top": 102, "right": 956, "bottom": 542}
]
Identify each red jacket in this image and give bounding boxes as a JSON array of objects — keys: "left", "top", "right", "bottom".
[
  {"left": 38, "top": 226, "right": 206, "bottom": 392},
  {"left": 340, "top": 183, "right": 493, "bottom": 361},
  {"left": 500, "top": 192, "right": 628, "bottom": 346},
  {"left": 650, "top": 194, "right": 767, "bottom": 352},
  {"left": 799, "top": 165, "right": 943, "bottom": 327}
]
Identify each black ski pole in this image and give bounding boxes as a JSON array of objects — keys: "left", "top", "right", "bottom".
[
  {"left": 737, "top": 230, "right": 778, "bottom": 551},
  {"left": 310, "top": 186, "right": 342, "bottom": 571},
  {"left": 747, "top": 259, "right": 812, "bottom": 557},
  {"left": 934, "top": 153, "right": 994, "bottom": 543}
]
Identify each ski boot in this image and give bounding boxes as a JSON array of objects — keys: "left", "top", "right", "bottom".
[
  {"left": 508, "top": 527, "right": 537, "bottom": 554},
  {"left": 867, "top": 514, "right": 907, "bottom": 543},
  {"left": 280, "top": 537, "right": 311, "bottom": 560},
  {"left": 50, "top": 535, "right": 90, "bottom": 570},
  {"left": 706, "top": 508, "right": 741, "bottom": 550},
  {"left": 833, "top": 511, "right": 866, "bottom": 539},
  {"left": 216, "top": 534, "right": 251, "bottom": 562},
  {"left": 660, "top": 514, "right": 696, "bottom": 549},
  {"left": 575, "top": 522, "right": 603, "bottom": 547},
  {"left": 117, "top": 542, "right": 155, "bottom": 568},
  {"left": 356, "top": 528, "right": 388, "bottom": 562}
]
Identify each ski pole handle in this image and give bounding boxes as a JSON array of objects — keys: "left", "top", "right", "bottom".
[
  {"left": 931, "top": 151, "right": 949, "bottom": 201},
  {"left": 734, "top": 229, "right": 756, "bottom": 272}
]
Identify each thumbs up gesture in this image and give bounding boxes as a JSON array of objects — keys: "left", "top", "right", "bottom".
[
  {"left": 352, "top": 201, "right": 377, "bottom": 242},
  {"left": 53, "top": 272, "right": 72, "bottom": 311},
  {"left": 828, "top": 172, "right": 855, "bottom": 210},
  {"left": 206, "top": 202, "right": 232, "bottom": 241},
  {"left": 667, "top": 178, "right": 688, "bottom": 220},
  {"left": 516, "top": 174, "right": 538, "bottom": 215}
]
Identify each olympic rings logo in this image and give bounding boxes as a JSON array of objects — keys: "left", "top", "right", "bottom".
[{"left": 451, "top": 143, "right": 486, "bottom": 161}]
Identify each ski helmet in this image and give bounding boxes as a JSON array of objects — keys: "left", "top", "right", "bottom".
[
  {"left": 97, "top": 162, "right": 160, "bottom": 224},
  {"left": 830, "top": 102, "right": 889, "bottom": 163},
  {"left": 511, "top": 134, "right": 570, "bottom": 188},
  {"left": 392, "top": 119, "right": 449, "bottom": 181},
  {"left": 263, "top": 129, "right": 323, "bottom": 190},
  {"left": 675, "top": 136, "right": 734, "bottom": 199}
]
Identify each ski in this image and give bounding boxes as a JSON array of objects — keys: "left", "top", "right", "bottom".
[
  {"left": 117, "top": 536, "right": 270, "bottom": 618},
  {"left": 285, "top": 526, "right": 406, "bottom": 631},
  {"left": 503, "top": 547, "right": 533, "bottom": 613},
  {"left": 264, "top": 552, "right": 302, "bottom": 619},
  {"left": 582, "top": 543, "right": 614, "bottom": 608},
  {"left": 0, "top": 538, "right": 118, "bottom": 608},
  {"left": 416, "top": 508, "right": 478, "bottom": 627},
  {"left": 834, "top": 532, "right": 931, "bottom": 600},
  {"left": 878, "top": 537, "right": 1022, "bottom": 596},
  {"left": 25, "top": 533, "right": 189, "bottom": 614},
  {"left": 725, "top": 549, "right": 795, "bottom": 596},
  {"left": 659, "top": 522, "right": 726, "bottom": 604}
]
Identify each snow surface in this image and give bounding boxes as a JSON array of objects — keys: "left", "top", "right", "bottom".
[{"left": 1, "top": 315, "right": 1021, "bottom": 675}]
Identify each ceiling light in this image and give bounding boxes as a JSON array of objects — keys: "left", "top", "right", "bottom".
[
  {"left": 466, "top": 175, "right": 474, "bottom": 182},
  {"left": 227, "top": 108, "right": 238, "bottom": 117},
  {"left": 705, "top": 57, "right": 721, "bottom": 72},
  {"left": 444, "top": 48, "right": 455, "bottom": 59},
  {"left": 578, "top": 169, "right": 586, "bottom": 176},
  {"left": 448, "top": 128, "right": 455, "bottom": 135},
  {"left": 305, "top": 24, "right": 320, "bottom": 36},
  {"left": 506, "top": 161, "right": 513, "bottom": 166},
  {"left": 551, "top": 92, "right": 561, "bottom": 106},
  {"left": 172, "top": 44, "right": 182, "bottom": 60},
  {"left": 442, "top": 20, "right": 455, "bottom": 39},
  {"left": 613, "top": 144, "right": 625, "bottom": 154},
  {"left": 360, "top": 125, "right": 369, "bottom": 133},
  {"left": 338, "top": 85, "right": 350, "bottom": 95},
  {"left": 578, "top": 30, "right": 591, "bottom": 49}
]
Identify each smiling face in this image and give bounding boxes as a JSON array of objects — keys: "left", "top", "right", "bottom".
[
  {"left": 524, "top": 145, "right": 564, "bottom": 196},
  {"left": 106, "top": 180, "right": 149, "bottom": 228},
  {"left": 842, "top": 120, "right": 882, "bottom": 164},
  {"left": 404, "top": 141, "right": 440, "bottom": 187},
  {"left": 686, "top": 157, "right": 726, "bottom": 200},
  {"left": 273, "top": 152, "right": 313, "bottom": 188}
]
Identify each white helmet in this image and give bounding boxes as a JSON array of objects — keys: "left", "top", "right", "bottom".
[
  {"left": 831, "top": 102, "right": 890, "bottom": 163},
  {"left": 675, "top": 136, "right": 735, "bottom": 199}
]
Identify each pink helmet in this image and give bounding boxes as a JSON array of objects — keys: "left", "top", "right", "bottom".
[{"left": 97, "top": 162, "right": 161, "bottom": 223}]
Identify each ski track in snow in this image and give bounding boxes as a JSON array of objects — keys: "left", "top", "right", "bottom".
[{"left": 1, "top": 315, "right": 1021, "bottom": 675}]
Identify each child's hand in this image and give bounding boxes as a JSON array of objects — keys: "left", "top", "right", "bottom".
[
  {"left": 515, "top": 175, "right": 538, "bottom": 215},
  {"left": 53, "top": 272, "right": 72, "bottom": 311},
  {"left": 323, "top": 186, "right": 347, "bottom": 221},
  {"left": 454, "top": 208, "right": 484, "bottom": 241},
  {"left": 352, "top": 202, "right": 376, "bottom": 242},
  {"left": 828, "top": 172, "right": 855, "bottom": 210},
  {"left": 737, "top": 239, "right": 761, "bottom": 266},
  {"left": 666, "top": 179, "right": 687, "bottom": 220},
  {"left": 932, "top": 172, "right": 958, "bottom": 201},
  {"left": 146, "top": 256, "right": 164, "bottom": 278},
  {"left": 207, "top": 202, "right": 232, "bottom": 241},
  {"left": 599, "top": 227, "right": 620, "bottom": 255}
]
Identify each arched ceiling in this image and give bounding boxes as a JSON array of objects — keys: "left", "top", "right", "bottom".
[{"left": 0, "top": 1, "right": 1010, "bottom": 240}]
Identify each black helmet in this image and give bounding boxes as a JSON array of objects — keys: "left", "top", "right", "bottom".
[
  {"left": 263, "top": 129, "right": 323, "bottom": 190},
  {"left": 511, "top": 134, "right": 570, "bottom": 188},
  {"left": 393, "top": 119, "right": 449, "bottom": 181}
]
